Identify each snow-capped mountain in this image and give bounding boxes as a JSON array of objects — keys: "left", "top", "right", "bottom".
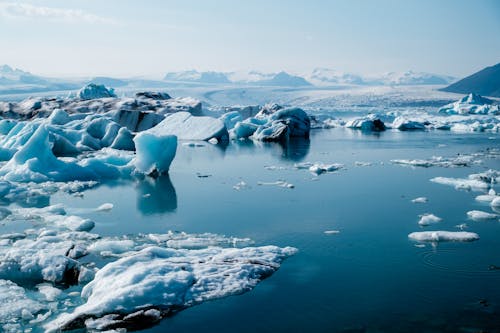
[
  {"left": 164, "top": 70, "right": 230, "bottom": 84},
  {"left": 373, "top": 71, "right": 456, "bottom": 85},
  {"left": 308, "top": 68, "right": 365, "bottom": 85},
  {"left": 0, "top": 65, "right": 48, "bottom": 85}
]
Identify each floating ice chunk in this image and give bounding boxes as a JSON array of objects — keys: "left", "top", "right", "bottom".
[
  {"left": 467, "top": 210, "right": 498, "bottom": 221},
  {"left": 77, "top": 83, "right": 116, "bottom": 100},
  {"left": 324, "top": 230, "right": 340, "bottom": 235},
  {"left": 491, "top": 197, "right": 500, "bottom": 207},
  {"left": 392, "top": 117, "right": 426, "bottom": 130},
  {"left": 408, "top": 231, "right": 479, "bottom": 242},
  {"left": 47, "top": 245, "right": 296, "bottom": 332},
  {"left": 233, "top": 181, "right": 249, "bottom": 191},
  {"left": 411, "top": 197, "right": 428, "bottom": 203},
  {"left": 257, "top": 181, "right": 295, "bottom": 189},
  {"left": 133, "top": 131, "right": 177, "bottom": 176},
  {"left": 252, "top": 108, "right": 310, "bottom": 141},
  {"left": 345, "top": 117, "right": 385, "bottom": 131},
  {"left": 0, "top": 279, "right": 46, "bottom": 327},
  {"left": 354, "top": 161, "right": 372, "bottom": 167},
  {"left": 418, "top": 213, "right": 442, "bottom": 226},
  {"left": 96, "top": 203, "right": 113, "bottom": 212},
  {"left": 431, "top": 177, "right": 489, "bottom": 191},
  {"left": 475, "top": 189, "right": 498, "bottom": 203},
  {"left": 391, "top": 155, "right": 476, "bottom": 168},
  {"left": 294, "top": 162, "right": 343, "bottom": 175},
  {"left": 149, "top": 112, "right": 228, "bottom": 141},
  {"left": 455, "top": 223, "right": 468, "bottom": 230}
]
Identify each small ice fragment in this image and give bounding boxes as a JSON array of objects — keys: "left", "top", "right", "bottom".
[
  {"left": 208, "top": 138, "right": 218, "bottom": 144},
  {"left": 414, "top": 244, "right": 426, "bottom": 248},
  {"left": 142, "top": 193, "right": 151, "bottom": 198},
  {"left": 455, "top": 223, "right": 468, "bottom": 230},
  {"left": 96, "top": 203, "right": 113, "bottom": 212},
  {"left": 257, "top": 181, "right": 294, "bottom": 189},
  {"left": 324, "top": 230, "right": 340, "bottom": 235},
  {"left": 467, "top": 210, "right": 498, "bottom": 221},
  {"left": 418, "top": 213, "right": 442, "bottom": 226},
  {"left": 491, "top": 197, "right": 500, "bottom": 207},
  {"left": 411, "top": 197, "right": 428, "bottom": 203},
  {"left": 233, "top": 181, "right": 249, "bottom": 191},
  {"left": 354, "top": 161, "right": 372, "bottom": 167}
]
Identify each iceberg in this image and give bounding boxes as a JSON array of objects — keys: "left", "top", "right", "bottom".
[
  {"left": 252, "top": 107, "right": 311, "bottom": 141},
  {"left": 408, "top": 231, "right": 479, "bottom": 242},
  {"left": 133, "top": 131, "right": 177, "bottom": 176},
  {"left": 147, "top": 112, "right": 228, "bottom": 142},
  {"left": 438, "top": 93, "right": 499, "bottom": 115},
  {"left": 77, "top": 83, "right": 116, "bottom": 100},
  {"left": 345, "top": 116, "right": 385, "bottom": 131}
]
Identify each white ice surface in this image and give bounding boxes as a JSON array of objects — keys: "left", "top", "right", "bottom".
[{"left": 408, "top": 231, "right": 479, "bottom": 242}]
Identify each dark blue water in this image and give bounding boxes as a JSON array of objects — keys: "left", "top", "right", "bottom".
[{"left": 54, "top": 129, "right": 500, "bottom": 333}]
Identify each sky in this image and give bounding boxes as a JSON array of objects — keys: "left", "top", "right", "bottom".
[{"left": 0, "top": 0, "right": 499, "bottom": 78}]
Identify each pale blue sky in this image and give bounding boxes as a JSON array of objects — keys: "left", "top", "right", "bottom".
[{"left": 0, "top": 0, "right": 499, "bottom": 78}]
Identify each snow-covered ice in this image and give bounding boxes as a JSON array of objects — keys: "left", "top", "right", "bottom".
[
  {"left": 408, "top": 231, "right": 480, "bottom": 242},
  {"left": 418, "top": 213, "right": 442, "bottom": 226},
  {"left": 467, "top": 210, "right": 498, "bottom": 221}
]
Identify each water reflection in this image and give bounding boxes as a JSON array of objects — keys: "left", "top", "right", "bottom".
[
  {"left": 277, "top": 137, "right": 310, "bottom": 161},
  {"left": 136, "top": 175, "right": 177, "bottom": 215}
]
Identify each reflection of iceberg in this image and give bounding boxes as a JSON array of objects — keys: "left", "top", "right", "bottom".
[
  {"left": 136, "top": 175, "right": 177, "bottom": 215},
  {"left": 278, "top": 137, "right": 310, "bottom": 162}
]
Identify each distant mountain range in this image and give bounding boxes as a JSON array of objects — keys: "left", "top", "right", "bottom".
[
  {"left": 440, "top": 63, "right": 500, "bottom": 98},
  {"left": 0, "top": 64, "right": 460, "bottom": 97},
  {"left": 163, "top": 69, "right": 455, "bottom": 87}
]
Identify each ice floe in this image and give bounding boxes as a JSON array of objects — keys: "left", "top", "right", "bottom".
[
  {"left": 77, "top": 83, "right": 116, "bottom": 100},
  {"left": 430, "top": 170, "right": 499, "bottom": 191},
  {"left": 0, "top": 203, "right": 296, "bottom": 332},
  {"left": 411, "top": 197, "right": 428, "bottom": 203},
  {"left": 294, "top": 162, "right": 344, "bottom": 175},
  {"left": 391, "top": 155, "right": 478, "bottom": 168},
  {"left": 257, "top": 180, "right": 295, "bottom": 189},
  {"left": 418, "top": 213, "right": 442, "bottom": 226},
  {"left": 467, "top": 210, "right": 498, "bottom": 221},
  {"left": 408, "top": 231, "right": 479, "bottom": 242}
]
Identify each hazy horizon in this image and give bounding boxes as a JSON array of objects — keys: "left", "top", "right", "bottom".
[{"left": 1, "top": 0, "right": 499, "bottom": 78}]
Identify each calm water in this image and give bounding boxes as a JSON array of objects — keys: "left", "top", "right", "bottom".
[{"left": 53, "top": 128, "right": 500, "bottom": 333}]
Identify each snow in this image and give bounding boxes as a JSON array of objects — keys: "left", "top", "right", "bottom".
[
  {"left": 408, "top": 231, "right": 479, "bottom": 242},
  {"left": 467, "top": 210, "right": 498, "bottom": 221},
  {"left": 147, "top": 112, "right": 228, "bottom": 141},
  {"left": 431, "top": 170, "right": 499, "bottom": 191},
  {"left": 418, "top": 213, "right": 442, "bottom": 226},
  {"left": 0, "top": 201, "right": 296, "bottom": 332},
  {"left": 77, "top": 83, "right": 116, "bottom": 100},
  {"left": 47, "top": 245, "right": 296, "bottom": 332}
]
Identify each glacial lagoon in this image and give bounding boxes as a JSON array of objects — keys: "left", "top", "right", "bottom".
[{"left": 44, "top": 128, "right": 499, "bottom": 333}]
